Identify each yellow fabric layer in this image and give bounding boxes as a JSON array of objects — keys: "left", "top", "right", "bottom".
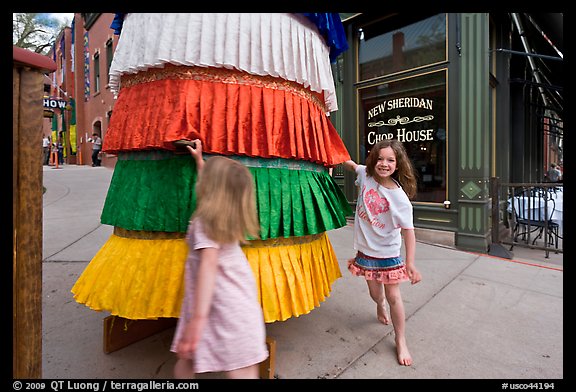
[
  {"left": 244, "top": 232, "right": 342, "bottom": 322},
  {"left": 71, "top": 232, "right": 341, "bottom": 322},
  {"left": 71, "top": 234, "right": 189, "bottom": 320}
]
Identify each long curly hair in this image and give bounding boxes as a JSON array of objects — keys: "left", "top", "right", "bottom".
[{"left": 365, "top": 139, "right": 417, "bottom": 199}]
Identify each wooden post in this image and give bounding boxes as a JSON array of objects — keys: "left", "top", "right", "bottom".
[
  {"left": 13, "top": 46, "right": 56, "bottom": 378},
  {"left": 259, "top": 337, "right": 276, "bottom": 379}
]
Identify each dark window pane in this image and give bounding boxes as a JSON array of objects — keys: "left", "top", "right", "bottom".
[{"left": 359, "top": 14, "right": 446, "bottom": 81}]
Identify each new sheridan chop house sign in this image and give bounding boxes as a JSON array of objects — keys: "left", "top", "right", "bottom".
[{"left": 366, "top": 97, "right": 435, "bottom": 145}]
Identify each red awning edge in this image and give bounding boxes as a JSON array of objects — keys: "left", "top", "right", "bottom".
[{"left": 13, "top": 46, "right": 57, "bottom": 73}]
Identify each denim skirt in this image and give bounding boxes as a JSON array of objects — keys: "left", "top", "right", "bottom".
[{"left": 347, "top": 251, "right": 409, "bottom": 284}]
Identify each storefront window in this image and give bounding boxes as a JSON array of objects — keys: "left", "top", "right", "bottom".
[
  {"left": 358, "top": 71, "right": 447, "bottom": 203},
  {"left": 358, "top": 13, "right": 447, "bottom": 81}
]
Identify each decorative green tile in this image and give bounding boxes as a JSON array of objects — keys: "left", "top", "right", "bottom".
[{"left": 461, "top": 180, "right": 482, "bottom": 199}]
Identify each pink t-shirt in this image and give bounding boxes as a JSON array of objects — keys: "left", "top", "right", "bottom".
[
  {"left": 171, "top": 218, "right": 268, "bottom": 373},
  {"left": 353, "top": 165, "right": 414, "bottom": 258}
]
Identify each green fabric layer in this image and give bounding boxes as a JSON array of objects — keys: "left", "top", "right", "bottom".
[
  {"left": 101, "top": 154, "right": 353, "bottom": 239},
  {"left": 252, "top": 168, "right": 352, "bottom": 239},
  {"left": 101, "top": 155, "right": 199, "bottom": 233}
]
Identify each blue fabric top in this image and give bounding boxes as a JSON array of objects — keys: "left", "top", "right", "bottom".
[
  {"left": 110, "top": 13, "right": 348, "bottom": 61},
  {"left": 110, "top": 13, "right": 125, "bottom": 35},
  {"left": 300, "top": 13, "right": 348, "bottom": 62}
]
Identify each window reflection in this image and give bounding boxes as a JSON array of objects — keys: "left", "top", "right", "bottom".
[{"left": 358, "top": 13, "right": 446, "bottom": 81}]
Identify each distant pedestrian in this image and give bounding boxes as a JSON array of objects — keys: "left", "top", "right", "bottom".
[
  {"left": 546, "top": 163, "right": 562, "bottom": 182},
  {"left": 89, "top": 133, "right": 102, "bottom": 167},
  {"left": 43, "top": 136, "right": 51, "bottom": 165},
  {"left": 342, "top": 139, "right": 422, "bottom": 366},
  {"left": 57, "top": 138, "right": 64, "bottom": 165},
  {"left": 171, "top": 139, "right": 268, "bottom": 379},
  {"left": 51, "top": 142, "right": 58, "bottom": 165}
]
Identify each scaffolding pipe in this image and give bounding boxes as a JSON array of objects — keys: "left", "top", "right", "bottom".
[
  {"left": 511, "top": 13, "right": 550, "bottom": 108},
  {"left": 523, "top": 13, "right": 563, "bottom": 59},
  {"left": 493, "top": 48, "right": 562, "bottom": 62}
]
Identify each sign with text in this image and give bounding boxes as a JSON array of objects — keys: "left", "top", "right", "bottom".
[
  {"left": 43, "top": 97, "right": 67, "bottom": 110},
  {"left": 366, "top": 97, "right": 436, "bottom": 146},
  {"left": 359, "top": 71, "right": 447, "bottom": 202}
]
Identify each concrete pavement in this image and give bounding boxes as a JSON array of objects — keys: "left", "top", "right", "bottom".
[{"left": 41, "top": 164, "right": 564, "bottom": 381}]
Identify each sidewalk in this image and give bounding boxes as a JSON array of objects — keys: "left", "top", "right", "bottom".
[{"left": 42, "top": 164, "right": 563, "bottom": 380}]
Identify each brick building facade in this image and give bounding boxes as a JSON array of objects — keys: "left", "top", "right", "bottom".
[{"left": 44, "top": 13, "right": 119, "bottom": 168}]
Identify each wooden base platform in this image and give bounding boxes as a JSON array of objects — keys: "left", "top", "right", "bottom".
[
  {"left": 103, "top": 316, "right": 276, "bottom": 378},
  {"left": 103, "top": 315, "right": 176, "bottom": 354}
]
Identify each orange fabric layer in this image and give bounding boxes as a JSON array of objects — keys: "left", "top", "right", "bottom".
[{"left": 103, "top": 72, "right": 350, "bottom": 166}]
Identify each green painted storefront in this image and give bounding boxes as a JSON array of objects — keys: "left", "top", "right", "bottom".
[{"left": 330, "top": 13, "right": 563, "bottom": 254}]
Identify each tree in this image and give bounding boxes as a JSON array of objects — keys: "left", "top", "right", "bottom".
[{"left": 13, "top": 13, "right": 68, "bottom": 55}]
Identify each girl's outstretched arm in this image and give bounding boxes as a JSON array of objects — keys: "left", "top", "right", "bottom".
[
  {"left": 342, "top": 160, "right": 358, "bottom": 172},
  {"left": 186, "top": 139, "right": 204, "bottom": 171}
]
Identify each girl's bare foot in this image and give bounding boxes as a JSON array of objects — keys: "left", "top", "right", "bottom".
[
  {"left": 395, "top": 337, "right": 413, "bottom": 366},
  {"left": 377, "top": 303, "right": 390, "bottom": 325}
]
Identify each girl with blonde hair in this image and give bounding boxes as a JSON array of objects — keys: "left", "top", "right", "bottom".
[{"left": 171, "top": 140, "right": 268, "bottom": 378}]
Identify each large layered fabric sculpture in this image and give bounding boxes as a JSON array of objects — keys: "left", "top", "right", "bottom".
[{"left": 72, "top": 13, "right": 352, "bottom": 323}]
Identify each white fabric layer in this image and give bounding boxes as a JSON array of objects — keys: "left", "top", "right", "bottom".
[{"left": 109, "top": 13, "right": 339, "bottom": 112}]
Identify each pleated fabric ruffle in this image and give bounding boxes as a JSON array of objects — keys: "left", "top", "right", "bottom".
[
  {"left": 100, "top": 152, "right": 353, "bottom": 238},
  {"left": 251, "top": 165, "right": 352, "bottom": 239},
  {"left": 244, "top": 233, "right": 341, "bottom": 322},
  {"left": 75, "top": 13, "right": 350, "bottom": 324},
  {"left": 71, "top": 232, "right": 341, "bottom": 322},
  {"left": 71, "top": 234, "right": 189, "bottom": 320},
  {"left": 347, "top": 258, "right": 410, "bottom": 285},
  {"left": 101, "top": 153, "right": 198, "bottom": 233},
  {"left": 109, "top": 13, "right": 338, "bottom": 111},
  {"left": 102, "top": 66, "right": 350, "bottom": 166}
]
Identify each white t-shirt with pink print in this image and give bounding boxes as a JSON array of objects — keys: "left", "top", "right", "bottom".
[{"left": 353, "top": 165, "right": 414, "bottom": 258}]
